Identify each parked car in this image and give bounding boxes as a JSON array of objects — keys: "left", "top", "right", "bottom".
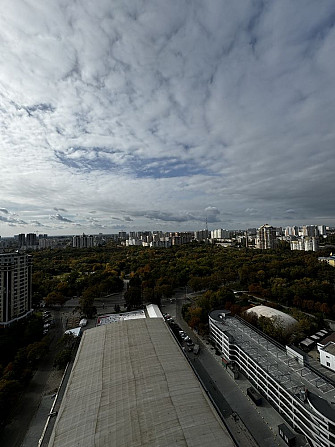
[{"left": 79, "top": 318, "right": 88, "bottom": 327}]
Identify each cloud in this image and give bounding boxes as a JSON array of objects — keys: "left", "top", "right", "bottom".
[
  {"left": 0, "top": 208, "right": 9, "bottom": 214},
  {"left": 54, "top": 207, "right": 67, "bottom": 213},
  {"left": 0, "top": 1, "right": 335, "bottom": 235},
  {"left": 128, "top": 207, "right": 220, "bottom": 224},
  {"left": 0, "top": 215, "right": 27, "bottom": 225},
  {"left": 30, "top": 220, "right": 47, "bottom": 227},
  {"left": 245, "top": 208, "right": 259, "bottom": 216},
  {"left": 205, "top": 206, "right": 221, "bottom": 223},
  {"left": 49, "top": 213, "right": 73, "bottom": 223}
]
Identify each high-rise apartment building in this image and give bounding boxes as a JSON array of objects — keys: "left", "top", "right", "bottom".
[
  {"left": 18, "top": 233, "right": 26, "bottom": 248},
  {"left": 211, "top": 228, "right": 230, "bottom": 239},
  {"left": 0, "top": 253, "right": 33, "bottom": 327},
  {"left": 26, "top": 233, "right": 38, "bottom": 248},
  {"left": 194, "top": 229, "right": 209, "bottom": 241},
  {"left": 318, "top": 225, "right": 327, "bottom": 236},
  {"left": 256, "top": 224, "right": 277, "bottom": 249},
  {"left": 72, "top": 234, "right": 94, "bottom": 248},
  {"left": 290, "top": 237, "right": 319, "bottom": 252},
  {"left": 285, "top": 226, "right": 299, "bottom": 237}
]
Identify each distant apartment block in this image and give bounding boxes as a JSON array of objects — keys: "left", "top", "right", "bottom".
[
  {"left": 26, "top": 233, "right": 38, "bottom": 248},
  {"left": 18, "top": 233, "right": 26, "bottom": 248},
  {"left": 256, "top": 224, "right": 277, "bottom": 249},
  {"left": 318, "top": 225, "right": 327, "bottom": 236},
  {"left": 0, "top": 253, "right": 33, "bottom": 327},
  {"left": 72, "top": 234, "right": 94, "bottom": 248},
  {"left": 285, "top": 226, "right": 299, "bottom": 237},
  {"left": 118, "top": 231, "right": 127, "bottom": 241},
  {"left": 125, "top": 238, "right": 143, "bottom": 246},
  {"left": 194, "top": 229, "right": 209, "bottom": 241},
  {"left": 211, "top": 228, "right": 230, "bottom": 239},
  {"left": 16, "top": 233, "right": 38, "bottom": 250},
  {"left": 170, "top": 231, "right": 193, "bottom": 245},
  {"left": 290, "top": 237, "right": 319, "bottom": 252}
]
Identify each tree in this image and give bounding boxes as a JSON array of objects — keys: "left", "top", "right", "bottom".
[
  {"left": 124, "top": 287, "right": 142, "bottom": 309},
  {"left": 45, "top": 291, "right": 66, "bottom": 307},
  {"left": 54, "top": 349, "right": 72, "bottom": 370}
]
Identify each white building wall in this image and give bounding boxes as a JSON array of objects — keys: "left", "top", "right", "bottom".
[{"left": 320, "top": 345, "right": 335, "bottom": 371}]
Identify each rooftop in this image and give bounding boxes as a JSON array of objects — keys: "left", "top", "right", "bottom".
[
  {"left": 210, "top": 312, "right": 335, "bottom": 419},
  {"left": 323, "top": 342, "right": 335, "bottom": 356},
  {"left": 48, "top": 318, "right": 234, "bottom": 447},
  {"left": 245, "top": 305, "right": 298, "bottom": 328}
]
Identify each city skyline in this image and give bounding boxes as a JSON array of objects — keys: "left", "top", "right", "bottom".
[{"left": 1, "top": 1, "right": 335, "bottom": 237}]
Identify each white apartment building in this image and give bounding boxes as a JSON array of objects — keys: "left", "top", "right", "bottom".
[
  {"left": 211, "top": 228, "right": 230, "bottom": 239},
  {"left": 285, "top": 226, "right": 299, "bottom": 237},
  {"left": 126, "top": 238, "right": 143, "bottom": 246},
  {"left": 290, "top": 236, "right": 319, "bottom": 252},
  {"left": 318, "top": 225, "right": 327, "bottom": 236},
  {"left": 209, "top": 310, "right": 335, "bottom": 447},
  {"left": 0, "top": 253, "right": 33, "bottom": 326}
]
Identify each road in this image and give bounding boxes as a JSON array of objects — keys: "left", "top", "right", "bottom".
[{"left": 163, "top": 295, "right": 303, "bottom": 447}]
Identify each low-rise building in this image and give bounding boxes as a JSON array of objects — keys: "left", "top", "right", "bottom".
[
  {"left": 48, "top": 310, "right": 235, "bottom": 447},
  {"left": 320, "top": 342, "right": 335, "bottom": 371}
]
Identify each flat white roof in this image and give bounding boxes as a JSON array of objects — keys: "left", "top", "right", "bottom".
[
  {"left": 96, "top": 309, "right": 146, "bottom": 326},
  {"left": 146, "top": 303, "right": 163, "bottom": 318},
  {"left": 48, "top": 319, "right": 234, "bottom": 447}
]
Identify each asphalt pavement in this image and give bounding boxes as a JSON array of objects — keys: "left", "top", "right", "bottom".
[{"left": 164, "top": 297, "right": 306, "bottom": 447}]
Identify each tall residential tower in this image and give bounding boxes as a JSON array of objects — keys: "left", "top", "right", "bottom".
[{"left": 0, "top": 253, "right": 33, "bottom": 327}]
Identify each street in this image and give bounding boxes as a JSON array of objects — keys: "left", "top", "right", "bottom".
[{"left": 163, "top": 295, "right": 301, "bottom": 447}]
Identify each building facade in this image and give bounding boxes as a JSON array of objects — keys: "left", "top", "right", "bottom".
[
  {"left": 72, "top": 234, "right": 94, "bottom": 248},
  {"left": 290, "top": 236, "right": 319, "bottom": 252},
  {"left": 256, "top": 224, "right": 277, "bottom": 249},
  {"left": 209, "top": 310, "right": 335, "bottom": 447},
  {"left": 319, "top": 342, "right": 335, "bottom": 372},
  {"left": 0, "top": 253, "right": 33, "bottom": 326}
]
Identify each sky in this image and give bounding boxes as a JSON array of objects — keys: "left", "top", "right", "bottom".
[{"left": 1, "top": 0, "right": 335, "bottom": 236}]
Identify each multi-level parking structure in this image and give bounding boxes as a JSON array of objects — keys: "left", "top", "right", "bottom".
[{"left": 209, "top": 310, "right": 335, "bottom": 447}]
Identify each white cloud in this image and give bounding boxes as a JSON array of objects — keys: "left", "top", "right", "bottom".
[{"left": 0, "top": 1, "right": 335, "bottom": 236}]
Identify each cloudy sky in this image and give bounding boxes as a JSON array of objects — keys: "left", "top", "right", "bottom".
[{"left": 1, "top": 0, "right": 335, "bottom": 236}]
